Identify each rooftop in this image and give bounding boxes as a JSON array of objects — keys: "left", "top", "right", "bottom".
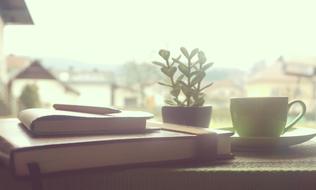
[{"left": 0, "top": 0, "right": 33, "bottom": 24}]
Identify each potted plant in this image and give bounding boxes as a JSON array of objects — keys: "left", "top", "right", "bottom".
[{"left": 153, "top": 47, "right": 214, "bottom": 128}]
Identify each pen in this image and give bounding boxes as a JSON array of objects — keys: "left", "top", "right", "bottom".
[{"left": 53, "top": 104, "right": 121, "bottom": 115}]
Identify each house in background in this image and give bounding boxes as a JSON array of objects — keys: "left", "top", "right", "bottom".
[
  {"left": 8, "top": 61, "right": 79, "bottom": 114},
  {"left": 246, "top": 57, "right": 316, "bottom": 113},
  {"left": 6, "top": 55, "right": 158, "bottom": 112},
  {"left": 62, "top": 69, "right": 115, "bottom": 107}
]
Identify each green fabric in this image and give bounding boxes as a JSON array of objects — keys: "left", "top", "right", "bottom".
[{"left": 2, "top": 139, "right": 316, "bottom": 190}]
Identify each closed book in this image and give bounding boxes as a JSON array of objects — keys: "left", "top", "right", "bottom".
[
  {"left": 0, "top": 119, "right": 232, "bottom": 177},
  {"left": 18, "top": 108, "right": 153, "bottom": 136}
]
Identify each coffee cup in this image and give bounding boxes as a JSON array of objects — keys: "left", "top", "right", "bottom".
[{"left": 230, "top": 97, "right": 306, "bottom": 137}]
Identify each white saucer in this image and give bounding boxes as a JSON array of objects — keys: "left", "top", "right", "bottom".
[{"left": 218, "top": 127, "right": 316, "bottom": 151}]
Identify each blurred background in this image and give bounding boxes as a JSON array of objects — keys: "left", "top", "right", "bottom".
[{"left": 1, "top": 0, "right": 316, "bottom": 128}]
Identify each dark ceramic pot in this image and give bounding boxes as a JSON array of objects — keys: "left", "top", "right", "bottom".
[{"left": 162, "top": 106, "right": 212, "bottom": 128}]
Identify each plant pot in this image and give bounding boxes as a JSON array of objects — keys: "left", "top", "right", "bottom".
[{"left": 161, "top": 106, "right": 212, "bottom": 128}]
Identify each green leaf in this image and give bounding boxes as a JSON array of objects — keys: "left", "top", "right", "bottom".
[
  {"left": 178, "top": 63, "right": 190, "bottom": 76},
  {"left": 193, "top": 98, "right": 205, "bottom": 106},
  {"left": 171, "top": 55, "right": 182, "bottom": 66},
  {"left": 191, "top": 93, "right": 205, "bottom": 106},
  {"left": 180, "top": 47, "right": 190, "bottom": 58},
  {"left": 158, "top": 82, "right": 172, "bottom": 87},
  {"left": 198, "top": 51, "right": 206, "bottom": 64},
  {"left": 190, "top": 80, "right": 198, "bottom": 87},
  {"left": 181, "top": 85, "right": 188, "bottom": 95},
  {"left": 192, "top": 93, "right": 199, "bottom": 101},
  {"left": 202, "top": 62, "right": 214, "bottom": 71},
  {"left": 188, "top": 97, "right": 196, "bottom": 106},
  {"left": 191, "top": 71, "right": 206, "bottom": 86},
  {"left": 176, "top": 74, "right": 184, "bottom": 83},
  {"left": 174, "top": 98, "right": 185, "bottom": 106},
  {"left": 200, "top": 82, "right": 214, "bottom": 91},
  {"left": 160, "top": 67, "right": 170, "bottom": 76},
  {"left": 159, "top": 49, "right": 170, "bottom": 60},
  {"left": 179, "top": 80, "right": 189, "bottom": 87},
  {"left": 181, "top": 85, "right": 193, "bottom": 97},
  {"left": 189, "top": 71, "right": 199, "bottom": 77},
  {"left": 191, "top": 60, "right": 199, "bottom": 67},
  {"left": 189, "top": 48, "right": 199, "bottom": 59},
  {"left": 171, "top": 87, "right": 180, "bottom": 97},
  {"left": 160, "top": 67, "right": 176, "bottom": 77},
  {"left": 165, "top": 99, "right": 176, "bottom": 105},
  {"left": 152, "top": 61, "right": 165, "bottom": 67},
  {"left": 169, "top": 66, "right": 177, "bottom": 76}
]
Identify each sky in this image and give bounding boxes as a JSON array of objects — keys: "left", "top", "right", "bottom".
[{"left": 4, "top": 0, "right": 316, "bottom": 70}]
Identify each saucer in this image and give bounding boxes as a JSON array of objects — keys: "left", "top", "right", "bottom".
[{"left": 218, "top": 127, "right": 316, "bottom": 151}]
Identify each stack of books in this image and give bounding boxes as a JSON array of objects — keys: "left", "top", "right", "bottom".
[{"left": 0, "top": 104, "right": 233, "bottom": 177}]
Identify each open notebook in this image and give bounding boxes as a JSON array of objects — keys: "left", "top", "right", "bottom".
[{"left": 18, "top": 108, "right": 154, "bottom": 136}]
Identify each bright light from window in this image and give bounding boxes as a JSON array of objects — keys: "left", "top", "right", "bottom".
[{"left": 5, "top": 0, "right": 316, "bottom": 70}]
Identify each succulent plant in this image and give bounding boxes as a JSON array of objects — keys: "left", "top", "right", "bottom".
[{"left": 153, "top": 47, "right": 214, "bottom": 107}]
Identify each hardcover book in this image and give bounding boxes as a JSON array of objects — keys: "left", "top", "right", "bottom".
[{"left": 0, "top": 119, "right": 233, "bottom": 177}]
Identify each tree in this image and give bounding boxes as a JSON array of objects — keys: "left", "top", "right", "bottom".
[
  {"left": 0, "top": 80, "right": 10, "bottom": 116},
  {"left": 19, "top": 84, "right": 41, "bottom": 110},
  {"left": 0, "top": 97, "right": 11, "bottom": 116},
  {"left": 120, "top": 61, "right": 161, "bottom": 107}
]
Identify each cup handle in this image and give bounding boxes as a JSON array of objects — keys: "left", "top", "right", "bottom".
[{"left": 284, "top": 100, "right": 306, "bottom": 133}]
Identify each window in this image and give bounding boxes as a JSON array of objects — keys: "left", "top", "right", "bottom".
[{"left": 1, "top": 0, "right": 315, "bottom": 128}]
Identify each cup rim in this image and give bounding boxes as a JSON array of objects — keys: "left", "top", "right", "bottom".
[{"left": 231, "top": 96, "right": 289, "bottom": 101}]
